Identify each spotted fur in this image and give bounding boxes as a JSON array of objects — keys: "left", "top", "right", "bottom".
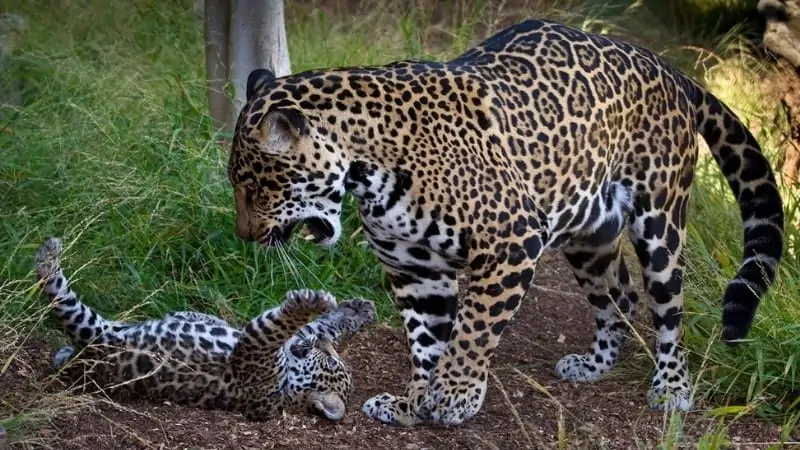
[
  {"left": 227, "top": 19, "right": 784, "bottom": 426},
  {"left": 34, "top": 237, "right": 376, "bottom": 421}
]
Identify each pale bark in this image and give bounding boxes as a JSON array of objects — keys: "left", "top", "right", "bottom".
[
  {"left": 229, "top": 0, "right": 291, "bottom": 127},
  {"left": 759, "top": 0, "right": 800, "bottom": 69},
  {"left": 204, "top": 0, "right": 231, "bottom": 132},
  {"left": 0, "top": 14, "right": 26, "bottom": 128},
  {"left": 759, "top": 0, "right": 800, "bottom": 186},
  {"left": 202, "top": 0, "right": 291, "bottom": 133}
]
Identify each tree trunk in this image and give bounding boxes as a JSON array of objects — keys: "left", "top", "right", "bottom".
[
  {"left": 203, "top": 0, "right": 291, "bottom": 134},
  {"left": 228, "top": 0, "right": 291, "bottom": 128},
  {"left": 760, "top": 0, "right": 800, "bottom": 68},
  {"left": 0, "top": 13, "right": 27, "bottom": 128},
  {"left": 779, "top": 93, "right": 800, "bottom": 185},
  {"left": 759, "top": 0, "right": 800, "bottom": 186},
  {"left": 204, "top": 0, "right": 231, "bottom": 132}
]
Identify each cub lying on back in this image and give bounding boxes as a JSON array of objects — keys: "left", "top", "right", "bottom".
[{"left": 34, "top": 237, "right": 375, "bottom": 421}]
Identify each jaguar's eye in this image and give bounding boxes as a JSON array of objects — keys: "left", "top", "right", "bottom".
[
  {"left": 327, "top": 356, "right": 338, "bottom": 370},
  {"left": 242, "top": 183, "right": 258, "bottom": 205},
  {"left": 244, "top": 183, "right": 258, "bottom": 195}
]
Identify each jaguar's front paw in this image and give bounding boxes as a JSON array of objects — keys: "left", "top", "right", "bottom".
[
  {"left": 423, "top": 375, "right": 486, "bottom": 427},
  {"left": 362, "top": 392, "right": 424, "bottom": 427}
]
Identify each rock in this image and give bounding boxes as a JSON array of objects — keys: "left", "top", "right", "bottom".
[
  {"left": 759, "top": 1, "right": 800, "bottom": 189},
  {"left": 759, "top": 0, "right": 800, "bottom": 69}
]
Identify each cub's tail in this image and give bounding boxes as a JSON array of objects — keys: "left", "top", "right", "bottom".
[{"left": 689, "top": 82, "right": 785, "bottom": 342}]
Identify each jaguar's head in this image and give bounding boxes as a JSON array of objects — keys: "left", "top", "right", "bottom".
[{"left": 228, "top": 68, "right": 349, "bottom": 248}]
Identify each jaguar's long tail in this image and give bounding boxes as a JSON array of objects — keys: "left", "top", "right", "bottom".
[
  {"left": 34, "top": 237, "right": 125, "bottom": 347},
  {"left": 688, "top": 80, "right": 785, "bottom": 342}
]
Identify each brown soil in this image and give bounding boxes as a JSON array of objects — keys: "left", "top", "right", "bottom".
[{"left": 0, "top": 253, "right": 784, "bottom": 450}]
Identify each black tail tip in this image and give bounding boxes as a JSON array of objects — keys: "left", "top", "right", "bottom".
[{"left": 722, "top": 324, "right": 751, "bottom": 346}]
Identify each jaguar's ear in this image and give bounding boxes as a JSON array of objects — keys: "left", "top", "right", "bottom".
[
  {"left": 254, "top": 108, "right": 309, "bottom": 155},
  {"left": 246, "top": 68, "right": 276, "bottom": 101}
]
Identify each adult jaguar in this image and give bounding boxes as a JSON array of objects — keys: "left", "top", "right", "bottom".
[
  {"left": 226, "top": 19, "right": 785, "bottom": 427},
  {"left": 34, "top": 237, "right": 375, "bottom": 421}
]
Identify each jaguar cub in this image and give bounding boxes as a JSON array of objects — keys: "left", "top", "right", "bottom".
[{"left": 34, "top": 237, "right": 375, "bottom": 421}]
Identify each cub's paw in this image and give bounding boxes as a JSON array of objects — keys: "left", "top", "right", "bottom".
[
  {"left": 282, "top": 289, "right": 337, "bottom": 315},
  {"left": 335, "top": 298, "right": 377, "bottom": 330}
]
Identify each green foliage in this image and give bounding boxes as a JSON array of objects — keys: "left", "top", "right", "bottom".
[
  {"left": 581, "top": 0, "right": 761, "bottom": 42},
  {"left": 635, "top": 0, "right": 760, "bottom": 39},
  {"left": 683, "top": 156, "right": 800, "bottom": 416},
  {"left": 0, "top": 0, "right": 392, "bottom": 332}
]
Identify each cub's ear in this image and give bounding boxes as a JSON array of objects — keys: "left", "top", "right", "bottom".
[
  {"left": 254, "top": 108, "right": 309, "bottom": 155},
  {"left": 246, "top": 68, "right": 276, "bottom": 101}
]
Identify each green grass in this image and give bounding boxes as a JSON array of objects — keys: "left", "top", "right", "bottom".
[
  {"left": 1, "top": 0, "right": 799, "bottom": 446},
  {"left": 632, "top": 0, "right": 761, "bottom": 39},
  {"left": 0, "top": 0, "right": 396, "bottom": 325}
]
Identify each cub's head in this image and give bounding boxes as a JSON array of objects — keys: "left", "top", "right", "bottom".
[
  {"left": 283, "top": 335, "right": 353, "bottom": 421},
  {"left": 281, "top": 296, "right": 376, "bottom": 421},
  {"left": 228, "top": 68, "right": 348, "bottom": 247}
]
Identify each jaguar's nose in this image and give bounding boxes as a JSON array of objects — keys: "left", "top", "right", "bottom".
[
  {"left": 234, "top": 188, "right": 255, "bottom": 241},
  {"left": 235, "top": 221, "right": 254, "bottom": 241}
]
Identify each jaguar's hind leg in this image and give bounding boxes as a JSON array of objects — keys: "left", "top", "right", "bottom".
[
  {"left": 556, "top": 182, "right": 639, "bottom": 381},
  {"left": 556, "top": 235, "right": 639, "bottom": 381},
  {"left": 629, "top": 189, "right": 693, "bottom": 411}
]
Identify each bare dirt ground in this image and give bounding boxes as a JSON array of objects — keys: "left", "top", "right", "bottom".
[{"left": 0, "top": 253, "right": 785, "bottom": 450}]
